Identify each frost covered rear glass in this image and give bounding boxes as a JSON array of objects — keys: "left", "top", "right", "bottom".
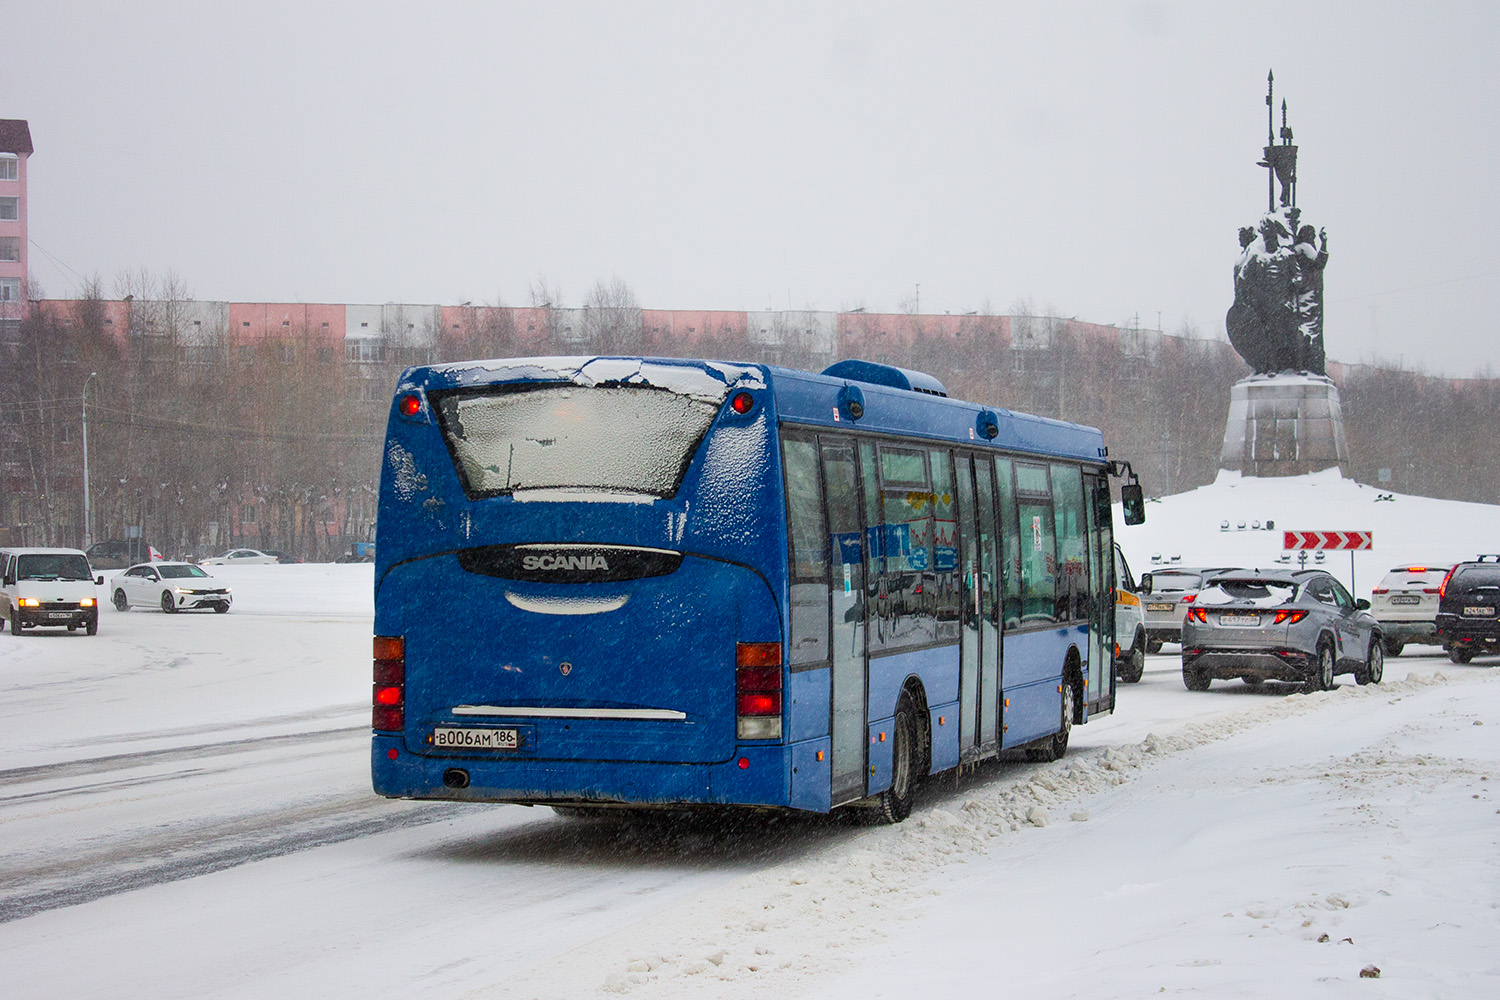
[{"left": 432, "top": 383, "right": 723, "bottom": 500}]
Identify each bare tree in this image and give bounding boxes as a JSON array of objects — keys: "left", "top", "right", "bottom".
[{"left": 582, "top": 276, "right": 642, "bottom": 352}]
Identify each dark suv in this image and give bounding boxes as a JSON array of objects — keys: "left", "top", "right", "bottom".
[
  {"left": 1436, "top": 555, "right": 1500, "bottom": 663},
  {"left": 85, "top": 539, "right": 154, "bottom": 570}
]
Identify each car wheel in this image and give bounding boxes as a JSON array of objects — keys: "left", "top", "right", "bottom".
[
  {"left": 872, "top": 694, "right": 921, "bottom": 823},
  {"left": 1383, "top": 637, "right": 1404, "bottom": 657},
  {"left": 1146, "top": 637, "right": 1164, "bottom": 655},
  {"left": 113, "top": 589, "right": 129, "bottom": 612},
  {"left": 1182, "top": 664, "right": 1211, "bottom": 691},
  {"left": 1357, "top": 640, "right": 1383, "bottom": 686},
  {"left": 1242, "top": 675, "right": 1263, "bottom": 687},
  {"left": 86, "top": 615, "right": 98, "bottom": 636},
  {"left": 214, "top": 602, "right": 229, "bottom": 614},
  {"left": 1449, "top": 646, "right": 1473, "bottom": 665},
  {"left": 10, "top": 605, "right": 21, "bottom": 634},
  {"left": 1306, "top": 643, "right": 1335, "bottom": 693},
  {"left": 161, "top": 591, "right": 178, "bottom": 614},
  {"left": 1030, "top": 675, "right": 1076, "bottom": 761},
  {"left": 1120, "top": 638, "right": 1146, "bottom": 683}
]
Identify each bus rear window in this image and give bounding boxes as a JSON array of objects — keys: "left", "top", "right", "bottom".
[{"left": 432, "top": 384, "right": 722, "bottom": 500}]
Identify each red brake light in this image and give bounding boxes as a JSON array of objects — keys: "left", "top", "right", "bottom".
[
  {"left": 399, "top": 394, "right": 422, "bottom": 417},
  {"left": 1405, "top": 566, "right": 1427, "bottom": 573},
  {"left": 373, "top": 634, "right": 405, "bottom": 731},
  {"left": 1423, "top": 588, "right": 1440, "bottom": 594},
  {"left": 1439, "top": 568, "right": 1456, "bottom": 598},
  {"left": 730, "top": 391, "right": 755, "bottom": 415},
  {"left": 737, "top": 692, "right": 782, "bottom": 716},
  {"left": 1273, "top": 609, "right": 1308, "bottom": 625},
  {"left": 1181, "top": 594, "right": 1196, "bottom": 603},
  {"left": 1187, "top": 608, "right": 1207, "bottom": 623},
  {"left": 1371, "top": 588, "right": 1388, "bottom": 595},
  {"left": 735, "top": 642, "right": 782, "bottom": 738}
]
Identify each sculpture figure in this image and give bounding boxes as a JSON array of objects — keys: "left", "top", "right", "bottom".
[{"left": 1224, "top": 72, "right": 1328, "bottom": 376}]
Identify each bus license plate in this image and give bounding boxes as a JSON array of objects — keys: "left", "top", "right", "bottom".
[
  {"left": 1219, "top": 614, "right": 1260, "bottom": 626},
  {"left": 1389, "top": 595, "right": 1420, "bottom": 605},
  {"left": 1148, "top": 603, "right": 1175, "bottom": 612},
  {"left": 1464, "top": 606, "right": 1495, "bottom": 617},
  {"left": 433, "top": 727, "right": 520, "bottom": 750}
]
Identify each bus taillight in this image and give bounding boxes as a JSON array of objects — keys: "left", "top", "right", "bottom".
[
  {"left": 373, "top": 635, "right": 405, "bottom": 731},
  {"left": 735, "top": 642, "right": 782, "bottom": 740}
]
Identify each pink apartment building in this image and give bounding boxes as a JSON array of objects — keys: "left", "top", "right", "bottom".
[{"left": 0, "top": 119, "right": 31, "bottom": 332}]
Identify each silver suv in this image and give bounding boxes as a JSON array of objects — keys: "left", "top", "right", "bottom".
[{"left": 1180, "top": 569, "right": 1383, "bottom": 693}]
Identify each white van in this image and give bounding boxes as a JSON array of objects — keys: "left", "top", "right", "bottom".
[
  {"left": 1, "top": 547, "right": 104, "bottom": 636},
  {"left": 1114, "top": 544, "right": 1147, "bottom": 683}
]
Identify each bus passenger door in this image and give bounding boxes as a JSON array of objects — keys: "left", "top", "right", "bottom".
[
  {"left": 954, "top": 453, "right": 982, "bottom": 759},
  {"left": 974, "top": 457, "right": 1001, "bottom": 749},
  {"left": 821, "top": 439, "right": 867, "bottom": 805},
  {"left": 1084, "top": 472, "right": 1115, "bottom": 714}
]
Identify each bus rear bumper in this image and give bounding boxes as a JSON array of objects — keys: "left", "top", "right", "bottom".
[{"left": 371, "top": 734, "right": 792, "bottom": 809}]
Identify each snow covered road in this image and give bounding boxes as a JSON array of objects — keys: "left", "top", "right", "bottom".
[{"left": 2, "top": 565, "right": 1496, "bottom": 998}]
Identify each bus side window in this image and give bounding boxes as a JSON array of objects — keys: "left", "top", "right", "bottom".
[
  {"left": 1050, "top": 463, "right": 1087, "bottom": 623},
  {"left": 928, "top": 447, "right": 961, "bottom": 642},
  {"left": 994, "top": 457, "right": 1022, "bottom": 629},
  {"left": 783, "top": 436, "right": 830, "bottom": 668},
  {"left": 1015, "top": 463, "right": 1057, "bottom": 626},
  {"left": 879, "top": 444, "right": 936, "bottom": 649}
]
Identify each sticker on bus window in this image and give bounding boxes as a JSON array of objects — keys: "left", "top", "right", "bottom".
[
  {"left": 1033, "top": 515, "right": 1043, "bottom": 551},
  {"left": 844, "top": 563, "right": 852, "bottom": 594}
]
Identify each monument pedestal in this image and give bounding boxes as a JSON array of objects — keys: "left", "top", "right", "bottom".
[{"left": 1220, "top": 372, "right": 1350, "bottom": 477}]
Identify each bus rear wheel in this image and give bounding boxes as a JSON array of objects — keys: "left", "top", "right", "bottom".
[
  {"left": 1029, "top": 675, "right": 1075, "bottom": 762},
  {"left": 873, "top": 695, "right": 919, "bottom": 824}
]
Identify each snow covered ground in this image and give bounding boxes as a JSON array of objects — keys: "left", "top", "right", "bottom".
[{"left": 2, "top": 476, "right": 1498, "bottom": 999}]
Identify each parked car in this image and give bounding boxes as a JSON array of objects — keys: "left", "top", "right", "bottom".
[
  {"left": 1369, "top": 563, "right": 1452, "bottom": 656},
  {"left": 1435, "top": 555, "right": 1500, "bottom": 663},
  {"left": 1140, "top": 566, "right": 1237, "bottom": 652},
  {"left": 1180, "top": 568, "right": 1383, "bottom": 692},
  {"left": 262, "top": 550, "right": 303, "bottom": 564},
  {"left": 1114, "top": 544, "right": 1147, "bottom": 683},
  {"left": 1, "top": 547, "right": 104, "bottom": 635},
  {"left": 110, "top": 562, "right": 232, "bottom": 614},
  {"left": 85, "top": 539, "right": 161, "bottom": 570},
  {"left": 200, "top": 548, "right": 278, "bottom": 566}
]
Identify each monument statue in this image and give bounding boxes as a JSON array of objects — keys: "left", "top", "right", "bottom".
[
  {"left": 1225, "top": 71, "right": 1329, "bottom": 376},
  {"left": 1218, "top": 72, "right": 1351, "bottom": 478}
]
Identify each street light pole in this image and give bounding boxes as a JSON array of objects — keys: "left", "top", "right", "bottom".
[{"left": 82, "top": 371, "right": 97, "bottom": 549}]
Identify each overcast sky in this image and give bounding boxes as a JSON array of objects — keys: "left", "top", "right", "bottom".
[{"left": 6, "top": 1, "right": 1498, "bottom": 376}]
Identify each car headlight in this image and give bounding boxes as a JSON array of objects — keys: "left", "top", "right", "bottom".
[
  {"left": 80, "top": 598, "right": 95, "bottom": 607},
  {"left": 20, "top": 597, "right": 39, "bottom": 607}
]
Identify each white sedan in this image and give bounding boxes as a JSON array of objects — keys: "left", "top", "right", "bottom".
[
  {"left": 200, "top": 548, "right": 278, "bottom": 566},
  {"left": 110, "top": 562, "right": 233, "bottom": 614}
]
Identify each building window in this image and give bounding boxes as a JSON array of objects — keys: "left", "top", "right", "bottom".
[
  {"left": 0, "top": 277, "right": 20, "bottom": 302},
  {"left": 0, "top": 197, "right": 17, "bottom": 221},
  {"left": 242, "top": 505, "right": 257, "bottom": 524},
  {"left": 0, "top": 156, "right": 16, "bottom": 181},
  {"left": 346, "top": 338, "right": 385, "bottom": 363},
  {"left": 0, "top": 236, "right": 18, "bottom": 262}
]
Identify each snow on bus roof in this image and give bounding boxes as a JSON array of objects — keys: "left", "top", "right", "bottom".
[{"left": 409, "top": 356, "right": 765, "bottom": 403}]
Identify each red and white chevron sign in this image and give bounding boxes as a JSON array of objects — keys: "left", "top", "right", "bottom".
[{"left": 1283, "top": 530, "right": 1373, "bottom": 551}]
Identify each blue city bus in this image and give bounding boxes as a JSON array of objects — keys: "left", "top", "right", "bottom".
[{"left": 371, "top": 356, "right": 1143, "bottom": 822}]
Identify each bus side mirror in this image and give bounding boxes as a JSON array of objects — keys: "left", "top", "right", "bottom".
[
  {"left": 1121, "top": 482, "right": 1145, "bottom": 525},
  {"left": 1139, "top": 572, "right": 1153, "bottom": 595}
]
